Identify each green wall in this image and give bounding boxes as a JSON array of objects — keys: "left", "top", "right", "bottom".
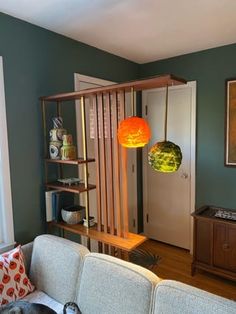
[
  {"left": 0, "top": 13, "right": 139, "bottom": 243},
  {"left": 2, "top": 11, "right": 236, "bottom": 243},
  {"left": 140, "top": 44, "right": 236, "bottom": 210}
]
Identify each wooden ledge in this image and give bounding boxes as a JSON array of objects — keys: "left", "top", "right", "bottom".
[
  {"left": 49, "top": 221, "right": 147, "bottom": 252},
  {"left": 46, "top": 182, "right": 96, "bottom": 194},
  {"left": 40, "top": 74, "right": 187, "bottom": 102}
]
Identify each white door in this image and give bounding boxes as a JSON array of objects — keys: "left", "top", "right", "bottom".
[
  {"left": 143, "top": 82, "right": 196, "bottom": 250},
  {"left": 74, "top": 74, "right": 138, "bottom": 237}
]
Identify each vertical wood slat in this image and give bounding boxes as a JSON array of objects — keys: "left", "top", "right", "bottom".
[
  {"left": 117, "top": 249, "right": 122, "bottom": 259},
  {"left": 105, "top": 92, "right": 115, "bottom": 235},
  {"left": 42, "top": 100, "right": 47, "bottom": 159},
  {"left": 122, "top": 251, "right": 130, "bottom": 262},
  {"left": 56, "top": 101, "right": 62, "bottom": 117},
  {"left": 119, "top": 90, "right": 129, "bottom": 238},
  {"left": 98, "top": 243, "right": 103, "bottom": 253},
  {"left": 112, "top": 91, "right": 122, "bottom": 237},
  {"left": 86, "top": 238, "right": 91, "bottom": 251},
  {"left": 42, "top": 100, "right": 49, "bottom": 184},
  {"left": 98, "top": 93, "right": 108, "bottom": 233},
  {"left": 93, "top": 95, "right": 102, "bottom": 232},
  {"left": 81, "top": 96, "right": 90, "bottom": 227}
]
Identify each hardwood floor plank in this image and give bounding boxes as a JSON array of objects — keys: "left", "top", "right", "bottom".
[{"left": 139, "top": 239, "right": 236, "bottom": 300}]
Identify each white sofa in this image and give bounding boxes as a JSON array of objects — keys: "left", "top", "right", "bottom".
[{"left": 18, "top": 234, "right": 236, "bottom": 314}]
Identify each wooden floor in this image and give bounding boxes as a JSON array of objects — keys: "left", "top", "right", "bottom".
[{"left": 139, "top": 239, "right": 236, "bottom": 301}]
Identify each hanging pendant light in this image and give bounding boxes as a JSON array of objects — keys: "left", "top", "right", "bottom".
[
  {"left": 118, "top": 88, "right": 151, "bottom": 148},
  {"left": 148, "top": 85, "right": 182, "bottom": 172}
]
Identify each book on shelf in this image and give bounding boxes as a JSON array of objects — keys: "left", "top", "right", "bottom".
[
  {"left": 45, "top": 190, "right": 74, "bottom": 222},
  {"left": 45, "top": 190, "right": 57, "bottom": 222},
  {"left": 52, "top": 191, "right": 74, "bottom": 222}
]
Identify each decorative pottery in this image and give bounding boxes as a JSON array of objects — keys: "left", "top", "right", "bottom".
[
  {"left": 49, "top": 117, "right": 67, "bottom": 159},
  {"left": 61, "top": 134, "right": 76, "bottom": 160},
  {"left": 61, "top": 205, "right": 85, "bottom": 224},
  {"left": 49, "top": 141, "right": 63, "bottom": 160},
  {"left": 83, "top": 216, "right": 95, "bottom": 227}
]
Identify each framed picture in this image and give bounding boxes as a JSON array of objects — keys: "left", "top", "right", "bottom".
[{"left": 225, "top": 79, "right": 236, "bottom": 165}]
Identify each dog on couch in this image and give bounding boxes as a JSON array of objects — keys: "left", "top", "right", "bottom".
[
  {"left": 0, "top": 301, "right": 82, "bottom": 314},
  {"left": 0, "top": 301, "right": 57, "bottom": 313}
]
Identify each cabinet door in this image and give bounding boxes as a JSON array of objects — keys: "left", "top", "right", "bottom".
[
  {"left": 213, "top": 223, "right": 227, "bottom": 269},
  {"left": 227, "top": 225, "right": 236, "bottom": 272},
  {"left": 195, "top": 219, "right": 212, "bottom": 264}
]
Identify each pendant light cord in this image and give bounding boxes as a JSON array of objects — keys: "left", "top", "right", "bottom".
[
  {"left": 131, "top": 87, "right": 135, "bottom": 116},
  {"left": 164, "top": 85, "right": 169, "bottom": 141}
]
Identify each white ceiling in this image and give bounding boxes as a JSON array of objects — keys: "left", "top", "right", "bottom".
[{"left": 1, "top": 0, "right": 236, "bottom": 64}]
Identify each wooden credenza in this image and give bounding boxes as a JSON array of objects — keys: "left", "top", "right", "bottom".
[{"left": 192, "top": 206, "right": 236, "bottom": 281}]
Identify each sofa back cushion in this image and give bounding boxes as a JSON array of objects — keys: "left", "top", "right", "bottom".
[
  {"left": 29, "top": 234, "right": 89, "bottom": 305},
  {"left": 77, "top": 253, "right": 161, "bottom": 314},
  {"left": 21, "top": 242, "right": 33, "bottom": 275},
  {"left": 152, "top": 280, "right": 236, "bottom": 314}
]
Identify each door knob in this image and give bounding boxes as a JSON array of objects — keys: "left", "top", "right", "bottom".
[
  {"left": 222, "top": 243, "right": 230, "bottom": 250},
  {"left": 181, "top": 173, "right": 188, "bottom": 179}
]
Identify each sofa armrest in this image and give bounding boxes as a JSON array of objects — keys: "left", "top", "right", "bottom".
[{"left": 21, "top": 242, "right": 33, "bottom": 275}]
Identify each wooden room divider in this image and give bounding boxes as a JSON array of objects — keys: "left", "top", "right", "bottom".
[{"left": 41, "top": 74, "right": 186, "bottom": 256}]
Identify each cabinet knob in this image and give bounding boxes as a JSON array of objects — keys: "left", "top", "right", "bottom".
[{"left": 222, "top": 243, "right": 230, "bottom": 250}]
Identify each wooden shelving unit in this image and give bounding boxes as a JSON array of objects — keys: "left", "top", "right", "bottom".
[{"left": 41, "top": 74, "right": 186, "bottom": 253}]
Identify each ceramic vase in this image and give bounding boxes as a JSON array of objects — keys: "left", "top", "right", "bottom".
[
  {"left": 61, "top": 134, "right": 76, "bottom": 160},
  {"left": 49, "top": 117, "right": 67, "bottom": 159}
]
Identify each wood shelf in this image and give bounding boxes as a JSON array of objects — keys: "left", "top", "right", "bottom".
[
  {"left": 40, "top": 74, "right": 187, "bottom": 102},
  {"left": 49, "top": 221, "right": 147, "bottom": 252},
  {"left": 46, "top": 182, "right": 96, "bottom": 193},
  {"left": 45, "top": 158, "right": 95, "bottom": 165}
]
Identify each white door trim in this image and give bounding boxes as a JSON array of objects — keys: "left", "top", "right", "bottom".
[
  {"left": 0, "top": 57, "right": 15, "bottom": 252},
  {"left": 142, "top": 81, "right": 196, "bottom": 253},
  {"left": 189, "top": 81, "right": 196, "bottom": 254}
]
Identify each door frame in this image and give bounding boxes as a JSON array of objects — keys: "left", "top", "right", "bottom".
[
  {"left": 142, "top": 81, "right": 196, "bottom": 253},
  {"left": 0, "top": 57, "right": 15, "bottom": 252},
  {"left": 74, "top": 73, "right": 138, "bottom": 233}
]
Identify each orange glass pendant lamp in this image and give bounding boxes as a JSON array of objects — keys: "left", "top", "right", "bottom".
[
  {"left": 118, "top": 116, "right": 151, "bottom": 148},
  {"left": 118, "top": 87, "right": 151, "bottom": 148}
]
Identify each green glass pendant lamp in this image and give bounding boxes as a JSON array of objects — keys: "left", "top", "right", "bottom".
[{"left": 148, "top": 85, "right": 182, "bottom": 173}]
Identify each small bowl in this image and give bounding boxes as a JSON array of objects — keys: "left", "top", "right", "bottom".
[{"left": 61, "top": 205, "right": 85, "bottom": 224}]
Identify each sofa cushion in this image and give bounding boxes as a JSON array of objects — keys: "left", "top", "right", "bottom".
[
  {"left": 29, "top": 234, "right": 89, "bottom": 305},
  {"left": 21, "top": 242, "right": 33, "bottom": 275},
  {"left": 77, "top": 253, "right": 161, "bottom": 314},
  {"left": 0, "top": 246, "right": 34, "bottom": 305},
  {"left": 23, "top": 290, "right": 63, "bottom": 313},
  {"left": 152, "top": 280, "right": 236, "bottom": 314}
]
